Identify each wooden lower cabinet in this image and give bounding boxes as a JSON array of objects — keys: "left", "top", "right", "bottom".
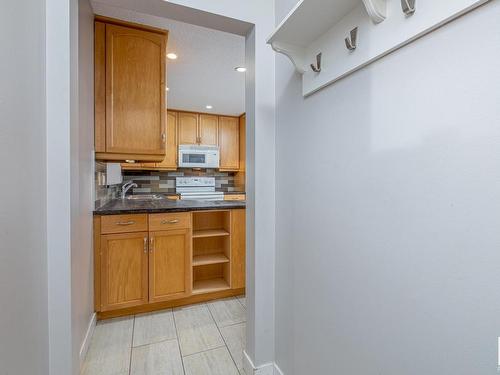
[
  {"left": 149, "top": 229, "right": 191, "bottom": 303},
  {"left": 100, "top": 232, "right": 149, "bottom": 311},
  {"left": 95, "top": 209, "right": 245, "bottom": 318}
]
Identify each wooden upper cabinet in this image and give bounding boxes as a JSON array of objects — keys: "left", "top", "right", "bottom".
[
  {"left": 149, "top": 229, "right": 192, "bottom": 303},
  {"left": 178, "top": 112, "right": 218, "bottom": 146},
  {"left": 219, "top": 116, "right": 240, "bottom": 170},
  {"left": 156, "top": 111, "right": 178, "bottom": 169},
  {"left": 178, "top": 112, "right": 199, "bottom": 145},
  {"left": 239, "top": 115, "right": 245, "bottom": 172},
  {"left": 199, "top": 114, "right": 218, "bottom": 146},
  {"left": 95, "top": 22, "right": 106, "bottom": 153},
  {"left": 100, "top": 232, "right": 149, "bottom": 311},
  {"left": 105, "top": 24, "right": 165, "bottom": 155},
  {"left": 95, "top": 18, "right": 168, "bottom": 161},
  {"left": 123, "top": 111, "right": 177, "bottom": 170}
]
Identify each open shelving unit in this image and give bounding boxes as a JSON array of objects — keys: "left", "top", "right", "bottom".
[{"left": 192, "top": 211, "right": 232, "bottom": 294}]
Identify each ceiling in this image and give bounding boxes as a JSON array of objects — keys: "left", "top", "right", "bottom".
[{"left": 91, "top": 1, "right": 246, "bottom": 116}]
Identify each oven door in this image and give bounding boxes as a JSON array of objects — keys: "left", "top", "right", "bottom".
[{"left": 179, "top": 151, "right": 208, "bottom": 168}]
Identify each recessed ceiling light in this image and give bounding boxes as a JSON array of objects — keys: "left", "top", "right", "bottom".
[
  {"left": 206, "top": 105, "right": 213, "bottom": 109},
  {"left": 167, "top": 53, "right": 178, "bottom": 60},
  {"left": 235, "top": 66, "right": 246, "bottom": 72}
]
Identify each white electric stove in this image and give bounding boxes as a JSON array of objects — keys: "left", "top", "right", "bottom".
[{"left": 176, "top": 177, "right": 224, "bottom": 201}]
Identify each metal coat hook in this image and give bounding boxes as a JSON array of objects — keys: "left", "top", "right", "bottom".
[
  {"left": 345, "top": 27, "right": 358, "bottom": 51},
  {"left": 310, "top": 53, "right": 322, "bottom": 73},
  {"left": 401, "top": 0, "right": 416, "bottom": 16}
]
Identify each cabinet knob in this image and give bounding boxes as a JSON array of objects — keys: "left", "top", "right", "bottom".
[
  {"left": 143, "top": 237, "right": 148, "bottom": 253},
  {"left": 162, "top": 133, "right": 166, "bottom": 143},
  {"left": 150, "top": 237, "right": 154, "bottom": 253}
]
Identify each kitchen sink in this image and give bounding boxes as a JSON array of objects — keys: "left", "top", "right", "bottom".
[{"left": 125, "top": 194, "right": 164, "bottom": 201}]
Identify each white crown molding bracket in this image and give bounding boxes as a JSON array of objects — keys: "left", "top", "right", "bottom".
[
  {"left": 362, "top": 0, "right": 387, "bottom": 23},
  {"left": 269, "top": 41, "right": 307, "bottom": 74}
]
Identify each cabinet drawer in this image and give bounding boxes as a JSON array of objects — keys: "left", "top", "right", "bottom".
[
  {"left": 149, "top": 212, "right": 191, "bottom": 231},
  {"left": 101, "top": 214, "right": 148, "bottom": 234},
  {"left": 224, "top": 194, "right": 246, "bottom": 201}
]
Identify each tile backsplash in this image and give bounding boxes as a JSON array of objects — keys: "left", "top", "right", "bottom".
[
  {"left": 95, "top": 161, "right": 120, "bottom": 209},
  {"left": 94, "top": 164, "right": 245, "bottom": 209},
  {"left": 123, "top": 169, "right": 244, "bottom": 194}
]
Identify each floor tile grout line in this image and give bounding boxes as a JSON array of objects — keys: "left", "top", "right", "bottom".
[
  {"left": 220, "top": 320, "right": 247, "bottom": 329},
  {"left": 181, "top": 344, "right": 228, "bottom": 359},
  {"left": 131, "top": 307, "right": 177, "bottom": 349},
  {"left": 206, "top": 299, "right": 242, "bottom": 374},
  {"left": 131, "top": 336, "right": 180, "bottom": 350},
  {"left": 236, "top": 295, "right": 246, "bottom": 309},
  {"left": 128, "top": 316, "right": 135, "bottom": 375},
  {"left": 172, "top": 307, "right": 187, "bottom": 375},
  {"left": 208, "top": 297, "right": 246, "bottom": 330}
]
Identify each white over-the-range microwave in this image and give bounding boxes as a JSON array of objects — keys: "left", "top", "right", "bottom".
[{"left": 178, "top": 145, "right": 220, "bottom": 169}]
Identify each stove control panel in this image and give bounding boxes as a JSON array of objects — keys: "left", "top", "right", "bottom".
[{"left": 176, "top": 177, "right": 216, "bottom": 188}]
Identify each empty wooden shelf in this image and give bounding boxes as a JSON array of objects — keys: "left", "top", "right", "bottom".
[
  {"left": 192, "top": 278, "right": 231, "bottom": 295},
  {"left": 192, "top": 229, "right": 230, "bottom": 238},
  {"left": 193, "top": 254, "right": 230, "bottom": 267}
]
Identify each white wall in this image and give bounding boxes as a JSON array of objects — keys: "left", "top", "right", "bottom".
[
  {"left": 72, "top": 0, "right": 96, "bottom": 372},
  {"left": 0, "top": 1, "right": 49, "bottom": 374},
  {"left": 274, "top": 1, "right": 500, "bottom": 374},
  {"left": 46, "top": 0, "right": 78, "bottom": 372}
]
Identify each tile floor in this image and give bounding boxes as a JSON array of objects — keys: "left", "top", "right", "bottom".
[{"left": 81, "top": 295, "right": 246, "bottom": 375}]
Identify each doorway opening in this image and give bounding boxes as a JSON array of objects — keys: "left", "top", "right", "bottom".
[{"left": 82, "top": 1, "right": 256, "bottom": 374}]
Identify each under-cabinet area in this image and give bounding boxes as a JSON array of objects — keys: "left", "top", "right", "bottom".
[{"left": 93, "top": 209, "right": 245, "bottom": 318}]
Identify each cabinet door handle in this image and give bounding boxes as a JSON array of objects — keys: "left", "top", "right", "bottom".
[
  {"left": 149, "top": 237, "right": 154, "bottom": 253},
  {"left": 143, "top": 237, "right": 148, "bottom": 253},
  {"left": 116, "top": 221, "right": 135, "bottom": 226},
  {"left": 161, "top": 219, "right": 179, "bottom": 225},
  {"left": 161, "top": 133, "right": 166, "bottom": 143}
]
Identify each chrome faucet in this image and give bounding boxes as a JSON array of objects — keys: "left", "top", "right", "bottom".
[{"left": 121, "top": 180, "right": 138, "bottom": 199}]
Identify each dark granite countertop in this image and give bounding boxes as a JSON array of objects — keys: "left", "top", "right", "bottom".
[{"left": 94, "top": 198, "right": 246, "bottom": 215}]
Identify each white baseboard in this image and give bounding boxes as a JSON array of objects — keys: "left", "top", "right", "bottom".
[
  {"left": 243, "top": 350, "right": 281, "bottom": 375},
  {"left": 274, "top": 363, "right": 284, "bottom": 375},
  {"left": 79, "top": 313, "right": 96, "bottom": 369}
]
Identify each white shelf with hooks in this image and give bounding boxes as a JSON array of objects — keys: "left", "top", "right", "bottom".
[{"left": 267, "top": 0, "right": 490, "bottom": 96}]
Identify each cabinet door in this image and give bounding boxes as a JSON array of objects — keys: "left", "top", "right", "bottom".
[
  {"left": 149, "top": 229, "right": 192, "bottom": 303},
  {"left": 218, "top": 117, "right": 240, "bottom": 170},
  {"left": 199, "top": 114, "right": 218, "bottom": 146},
  {"left": 178, "top": 112, "right": 199, "bottom": 145},
  {"left": 105, "top": 24, "right": 166, "bottom": 155},
  {"left": 94, "top": 21, "right": 106, "bottom": 153},
  {"left": 156, "top": 111, "right": 178, "bottom": 169},
  {"left": 100, "top": 232, "right": 149, "bottom": 311},
  {"left": 231, "top": 209, "right": 246, "bottom": 289},
  {"left": 239, "top": 115, "right": 245, "bottom": 172}
]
